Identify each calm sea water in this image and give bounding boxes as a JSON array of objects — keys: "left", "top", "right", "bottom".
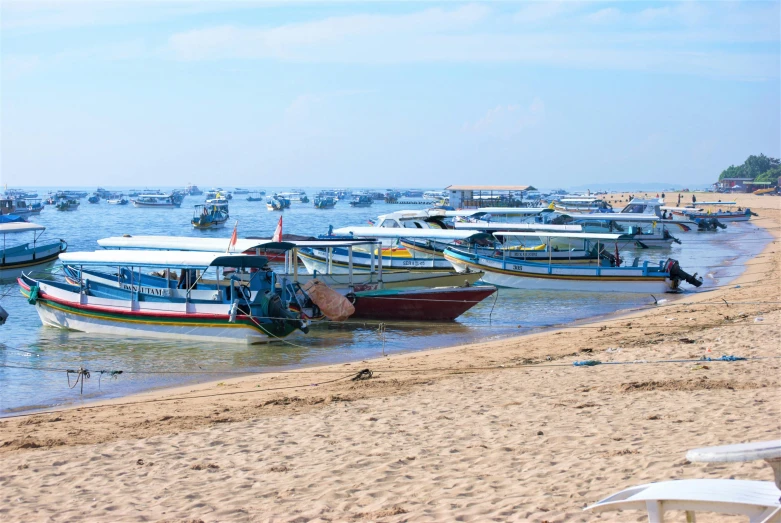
[{"left": 0, "top": 187, "right": 771, "bottom": 415}]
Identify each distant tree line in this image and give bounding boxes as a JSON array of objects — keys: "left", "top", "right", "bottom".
[{"left": 719, "top": 153, "right": 781, "bottom": 184}]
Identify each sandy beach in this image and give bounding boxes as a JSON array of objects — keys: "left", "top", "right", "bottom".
[{"left": 1, "top": 192, "right": 779, "bottom": 522}]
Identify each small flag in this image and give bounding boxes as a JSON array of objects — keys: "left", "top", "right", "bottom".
[
  {"left": 227, "top": 221, "right": 238, "bottom": 252},
  {"left": 368, "top": 219, "right": 376, "bottom": 226},
  {"left": 272, "top": 216, "right": 283, "bottom": 242}
]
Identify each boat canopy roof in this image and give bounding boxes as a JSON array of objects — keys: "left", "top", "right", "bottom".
[
  {"left": 454, "top": 222, "right": 582, "bottom": 232},
  {"left": 490, "top": 231, "right": 627, "bottom": 240},
  {"left": 661, "top": 206, "right": 701, "bottom": 212},
  {"left": 97, "top": 235, "right": 376, "bottom": 252},
  {"left": 60, "top": 250, "right": 271, "bottom": 270},
  {"left": 0, "top": 221, "right": 45, "bottom": 233},
  {"left": 562, "top": 213, "right": 667, "bottom": 222},
  {"left": 693, "top": 201, "right": 737, "bottom": 206},
  {"left": 330, "top": 226, "right": 489, "bottom": 240}
]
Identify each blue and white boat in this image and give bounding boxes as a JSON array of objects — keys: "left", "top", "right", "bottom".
[
  {"left": 267, "top": 195, "right": 291, "bottom": 211},
  {"left": 21, "top": 250, "right": 309, "bottom": 344},
  {"left": 1, "top": 216, "right": 67, "bottom": 283},
  {"left": 1, "top": 198, "right": 44, "bottom": 218},
  {"left": 132, "top": 194, "right": 181, "bottom": 208},
  {"left": 444, "top": 231, "right": 702, "bottom": 293},
  {"left": 192, "top": 203, "right": 229, "bottom": 229},
  {"left": 349, "top": 194, "right": 373, "bottom": 207},
  {"left": 314, "top": 195, "right": 337, "bottom": 209}
]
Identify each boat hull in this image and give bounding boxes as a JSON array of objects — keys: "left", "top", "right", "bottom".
[
  {"left": 1, "top": 242, "right": 66, "bottom": 283},
  {"left": 19, "top": 279, "right": 294, "bottom": 344},
  {"left": 133, "top": 202, "right": 178, "bottom": 208},
  {"left": 349, "top": 286, "right": 496, "bottom": 321},
  {"left": 298, "top": 247, "right": 454, "bottom": 273},
  {"left": 444, "top": 249, "right": 675, "bottom": 293}
]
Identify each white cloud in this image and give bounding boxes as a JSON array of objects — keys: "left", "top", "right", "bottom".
[
  {"left": 463, "top": 98, "right": 546, "bottom": 138},
  {"left": 168, "top": 4, "right": 491, "bottom": 61},
  {"left": 584, "top": 7, "right": 621, "bottom": 24},
  {"left": 514, "top": 2, "right": 579, "bottom": 24}
]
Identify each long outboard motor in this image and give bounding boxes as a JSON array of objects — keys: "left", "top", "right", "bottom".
[
  {"left": 665, "top": 259, "right": 702, "bottom": 287},
  {"left": 267, "top": 293, "right": 309, "bottom": 334}
]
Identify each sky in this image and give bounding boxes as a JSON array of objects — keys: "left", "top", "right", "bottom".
[{"left": 1, "top": 0, "right": 779, "bottom": 189}]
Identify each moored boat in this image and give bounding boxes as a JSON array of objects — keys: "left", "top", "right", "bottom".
[
  {"left": 55, "top": 198, "right": 80, "bottom": 211},
  {"left": 132, "top": 194, "right": 181, "bottom": 208},
  {"left": 1, "top": 198, "right": 45, "bottom": 217},
  {"left": 267, "top": 195, "right": 290, "bottom": 211},
  {"left": 314, "top": 195, "right": 337, "bottom": 209},
  {"left": 444, "top": 232, "right": 702, "bottom": 293},
  {"left": 349, "top": 194, "right": 373, "bottom": 207},
  {"left": 1, "top": 216, "right": 67, "bottom": 283},
  {"left": 247, "top": 191, "right": 266, "bottom": 202},
  {"left": 346, "top": 285, "right": 496, "bottom": 321},
  {"left": 20, "top": 250, "right": 310, "bottom": 344},
  {"left": 191, "top": 203, "right": 229, "bottom": 229}
]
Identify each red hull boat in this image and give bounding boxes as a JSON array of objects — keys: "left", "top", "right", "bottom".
[{"left": 347, "top": 285, "right": 496, "bottom": 322}]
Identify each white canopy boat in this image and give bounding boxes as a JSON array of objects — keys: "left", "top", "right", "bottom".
[
  {"left": 132, "top": 194, "right": 181, "bottom": 208},
  {"left": 663, "top": 202, "right": 756, "bottom": 222},
  {"left": 19, "top": 250, "right": 310, "bottom": 343},
  {"left": 444, "top": 231, "right": 702, "bottom": 293},
  {"left": 1, "top": 218, "right": 67, "bottom": 283},
  {"left": 96, "top": 236, "right": 484, "bottom": 290}
]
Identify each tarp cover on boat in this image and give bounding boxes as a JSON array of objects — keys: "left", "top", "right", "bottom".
[
  {"left": 302, "top": 279, "right": 355, "bottom": 321},
  {"left": 0, "top": 214, "right": 27, "bottom": 224}
]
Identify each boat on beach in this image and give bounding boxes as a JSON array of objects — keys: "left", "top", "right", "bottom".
[
  {"left": 666, "top": 202, "right": 756, "bottom": 223},
  {"left": 20, "top": 250, "right": 310, "bottom": 344},
  {"left": 444, "top": 232, "right": 702, "bottom": 293},
  {"left": 93, "top": 235, "right": 491, "bottom": 321},
  {"left": 1, "top": 216, "right": 67, "bottom": 283},
  {"left": 346, "top": 285, "right": 496, "bottom": 321}
]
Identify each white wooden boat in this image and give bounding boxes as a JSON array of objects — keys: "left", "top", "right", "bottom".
[
  {"left": 665, "top": 202, "right": 756, "bottom": 222},
  {"left": 1, "top": 218, "right": 67, "bottom": 283},
  {"left": 96, "top": 235, "right": 484, "bottom": 289},
  {"left": 132, "top": 194, "right": 180, "bottom": 208},
  {"left": 443, "top": 232, "right": 702, "bottom": 293},
  {"left": 19, "top": 250, "right": 310, "bottom": 344}
]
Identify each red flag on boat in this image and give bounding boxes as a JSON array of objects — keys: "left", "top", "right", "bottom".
[
  {"left": 227, "top": 221, "right": 238, "bottom": 252},
  {"left": 272, "top": 216, "right": 283, "bottom": 242}
]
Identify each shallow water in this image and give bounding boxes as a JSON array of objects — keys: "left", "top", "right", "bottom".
[{"left": 0, "top": 188, "right": 771, "bottom": 415}]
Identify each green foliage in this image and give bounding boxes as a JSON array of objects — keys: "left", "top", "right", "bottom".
[
  {"left": 755, "top": 166, "right": 781, "bottom": 184},
  {"left": 719, "top": 154, "right": 781, "bottom": 182}
]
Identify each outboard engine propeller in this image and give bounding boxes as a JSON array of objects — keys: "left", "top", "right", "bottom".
[
  {"left": 665, "top": 259, "right": 702, "bottom": 288},
  {"left": 267, "top": 293, "right": 309, "bottom": 333}
]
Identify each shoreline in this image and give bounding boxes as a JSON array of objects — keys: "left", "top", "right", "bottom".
[
  {"left": 2, "top": 191, "right": 776, "bottom": 426},
  {"left": 1, "top": 209, "right": 765, "bottom": 419},
  {"left": 0, "top": 191, "right": 778, "bottom": 522}
]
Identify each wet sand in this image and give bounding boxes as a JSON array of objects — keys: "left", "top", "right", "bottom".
[{"left": 1, "top": 192, "right": 779, "bottom": 522}]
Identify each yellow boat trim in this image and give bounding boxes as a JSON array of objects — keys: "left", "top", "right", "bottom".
[{"left": 37, "top": 299, "right": 266, "bottom": 331}]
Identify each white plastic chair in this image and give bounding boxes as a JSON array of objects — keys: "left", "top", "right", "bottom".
[{"left": 585, "top": 479, "right": 781, "bottom": 522}]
